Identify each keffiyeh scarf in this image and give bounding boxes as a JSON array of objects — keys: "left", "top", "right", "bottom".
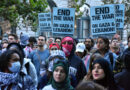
[{"left": 0, "top": 72, "right": 18, "bottom": 87}]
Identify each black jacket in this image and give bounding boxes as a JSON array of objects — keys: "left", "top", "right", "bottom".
[{"left": 67, "top": 44, "right": 87, "bottom": 84}]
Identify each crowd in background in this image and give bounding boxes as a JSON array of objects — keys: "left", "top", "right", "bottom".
[{"left": 0, "top": 33, "right": 129, "bottom": 90}]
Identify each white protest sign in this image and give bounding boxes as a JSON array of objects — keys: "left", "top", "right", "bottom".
[
  {"left": 91, "top": 5, "right": 116, "bottom": 35},
  {"left": 52, "top": 8, "right": 75, "bottom": 35},
  {"left": 38, "top": 13, "right": 52, "bottom": 31},
  {"left": 115, "top": 4, "right": 125, "bottom": 30}
]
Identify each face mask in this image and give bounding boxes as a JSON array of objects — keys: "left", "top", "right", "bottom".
[
  {"left": 9, "top": 61, "right": 21, "bottom": 73},
  {"left": 61, "top": 37, "right": 74, "bottom": 57},
  {"left": 62, "top": 44, "right": 73, "bottom": 57}
]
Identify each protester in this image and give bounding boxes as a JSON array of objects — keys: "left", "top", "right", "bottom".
[
  {"left": 28, "top": 35, "right": 50, "bottom": 88},
  {"left": 7, "top": 43, "right": 38, "bottom": 87},
  {"left": 95, "top": 36, "right": 117, "bottom": 70},
  {"left": 8, "top": 34, "right": 19, "bottom": 43},
  {"left": 0, "top": 50, "right": 36, "bottom": 89},
  {"left": 76, "top": 80, "right": 105, "bottom": 90},
  {"left": 47, "top": 37, "right": 54, "bottom": 46},
  {"left": 20, "top": 33, "right": 29, "bottom": 49},
  {"left": 39, "top": 50, "right": 77, "bottom": 89},
  {"left": 49, "top": 43, "right": 60, "bottom": 51},
  {"left": 75, "top": 43, "right": 86, "bottom": 59},
  {"left": 84, "top": 53, "right": 103, "bottom": 73},
  {"left": 84, "top": 37, "right": 95, "bottom": 53},
  {"left": 24, "top": 36, "right": 37, "bottom": 58},
  {"left": 38, "top": 50, "right": 66, "bottom": 89},
  {"left": 114, "top": 35, "right": 130, "bottom": 74},
  {"left": 42, "top": 59, "right": 74, "bottom": 90},
  {"left": 55, "top": 37, "right": 61, "bottom": 46},
  {"left": 1, "top": 39, "right": 8, "bottom": 53},
  {"left": 110, "top": 37, "right": 121, "bottom": 56},
  {"left": 61, "top": 36, "right": 86, "bottom": 84},
  {"left": 113, "top": 34, "right": 125, "bottom": 52},
  {"left": 114, "top": 49, "right": 130, "bottom": 90},
  {"left": 85, "top": 58, "right": 121, "bottom": 90}
]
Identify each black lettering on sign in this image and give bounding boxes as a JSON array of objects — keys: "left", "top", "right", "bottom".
[
  {"left": 93, "top": 27, "right": 115, "bottom": 33},
  {"left": 54, "top": 16, "right": 62, "bottom": 20},
  {"left": 70, "top": 24, "right": 73, "bottom": 28},
  {"left": 95, "top": 7, "right": 109, "bottom": 14},
  {"left": 40, "top": 23, "right": 47, "bottom": 26},
  {"left": 102, "top": 14, "right": 114, "bottom": 19},
  {"left": 92, "top": 15, "right": 101, "bottom": 20},
  {"left": 39, "top": 14, "right": 44, "bottom": 17},
  {"left": 53, "top": 23, "right": 58, "bottom": 27},
  {"left": 63, "top": 16, "right": 73, "bottom": 21},
  {"left": 53, "top": 28, "right": 73, "bottom": 32},
  {"left": 47, "top": 23, "right": 50, "bottom": 26},
  {"left": 47, "top": 18, "right": 51, "bottom": 21},
  {"left": 45, "top": 14, "right": 50, "bottom": 17},
  {"left": 99, "top": 23, "right": 110, "bottom": 27},
  {"left": 111, "top": 22, "right": 115, "bottom": 26},
  {"left": 92, "top": 24, "right": 98, "bottom": 28},
  {"left": 116, "top": 19, "right": 123, "bottom": 22},
  {"left": 40, "top": 18, "right": 46, "bottom": 21},
  {"left": 60, "top": 24, "right": 69, "bottom": 28},
  {"left": 116, "top": 23, "right": 120, "bottom": 27},
  {"left": 58, "top": 9, "right": 70, "bottom": 16},
  {"left": 115, "top": 5, "right": 119, "bottom": 10}
]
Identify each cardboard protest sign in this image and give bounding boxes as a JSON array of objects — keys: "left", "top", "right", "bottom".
[
  {"left": 91, "top": 5, "right": 116, "bottom": 35},
  {"left": 52, "top": 7, "right": 75, "bottom": 36},
  {"left": 115, "top": 4, "right": 125, "bottom": 30},
  {"left": 38, "top": 13, "right": 52, "bottom": 31}
]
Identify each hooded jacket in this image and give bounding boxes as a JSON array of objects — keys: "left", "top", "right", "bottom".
[{"left": 61, "top": 37, "right": 87, "bottom": 84}]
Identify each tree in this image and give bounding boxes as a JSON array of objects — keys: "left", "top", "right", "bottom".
[
  {"left": 0, "top": 0, "right": 48, "bottom": 33},
  {"left": 68, "top": 0, "right": 86, "bottom": 18}
]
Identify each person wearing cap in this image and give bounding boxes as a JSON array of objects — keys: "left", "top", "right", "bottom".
[
  {"left": 61, "top": 36, "right": 86, "bottom": 84},
  {"left": 75, "top": 43, "right": 86, "bottom": 59},
  {"left": 49, "top": 43, "right": 60, "bottom": 51}
]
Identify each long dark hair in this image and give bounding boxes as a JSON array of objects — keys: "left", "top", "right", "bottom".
[
  {"left": 97, "top": 36, "right": 110, "bottom": 53},
  {"left": 0, "top": 50, "right": 23, "bottom": 72}
]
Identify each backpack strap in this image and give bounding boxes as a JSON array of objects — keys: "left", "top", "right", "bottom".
[
  {"left": 25, "top": 62, "right": 30, "bottom": 75},
  {"left": 109, "top": 53, "right": 113, "bottom": 67}
]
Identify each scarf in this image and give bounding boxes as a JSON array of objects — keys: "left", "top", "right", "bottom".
[
  {"left": 0, "top": 72, "right": 18, "bottom": 87},
  {"left": 48, "top": 60, "right": 74, "bottom": 90}
]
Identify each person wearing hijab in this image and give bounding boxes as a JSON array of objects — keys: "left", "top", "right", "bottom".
[
  {"left": 86, "top": 58, "right": 122, "bottom": 90},
  {"left": 42, "top": 59, "right": 74, "bottom": 90}
]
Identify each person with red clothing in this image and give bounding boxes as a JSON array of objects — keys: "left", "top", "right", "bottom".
[
  {"left": 61, "top": 36, "right": 87, "bottom": 84},
  {"left": 49, "top": 43, "right": 60, "bottom": 51}
]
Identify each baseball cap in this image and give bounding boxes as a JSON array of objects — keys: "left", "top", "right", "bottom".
[{"left": 76, "top": 43, "right": 86, "bottom": 52}]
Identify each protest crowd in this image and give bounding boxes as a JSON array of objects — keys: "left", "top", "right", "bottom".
[{"left": 0, "top": 32, "right": 129, "bottom": 90}]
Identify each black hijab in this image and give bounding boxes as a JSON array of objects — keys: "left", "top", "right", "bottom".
[{"left": 92, "top": 58, "right": 117, "bottom": 90}]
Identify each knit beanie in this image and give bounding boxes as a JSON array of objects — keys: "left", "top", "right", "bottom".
[{"left": 20, "top": 34, "right": 29, "bottom": 46}]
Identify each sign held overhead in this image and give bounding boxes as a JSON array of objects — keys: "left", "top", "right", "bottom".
[{"left": 53, "top": 8, "right": 75, "bottom": 36}]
